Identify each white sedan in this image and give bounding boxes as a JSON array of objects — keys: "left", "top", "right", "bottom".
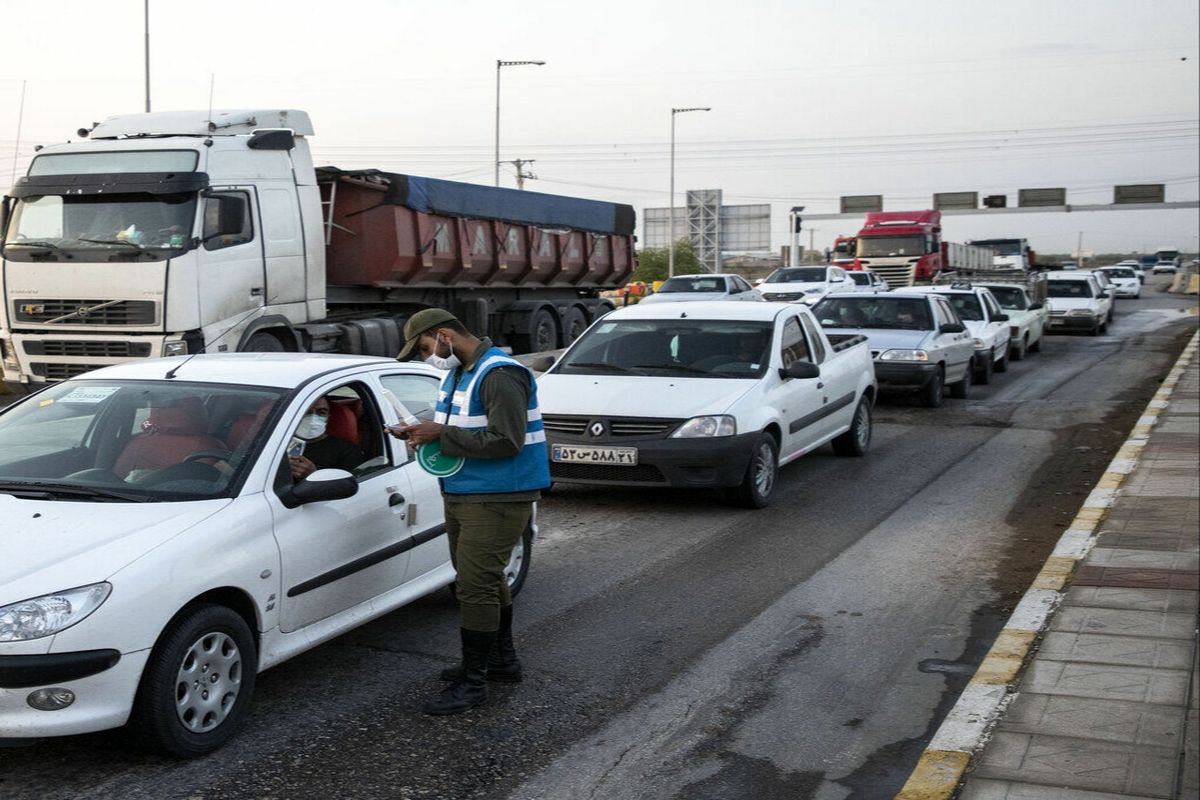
[
  {"left": 758, "top": 266, "right": 856, "bottom": 304},
  {"left": 0, "top": 354, "right": 535, "bottom": 756},
  {"left": 639, "top": 274, "right": 763, "bottom": 304}
]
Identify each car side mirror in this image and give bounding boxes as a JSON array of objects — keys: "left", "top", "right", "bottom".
[
  {"left": 1028, "top": 302, "right": 1043, "bottom": 310},
  {"left": 282, "top": 468, "right": 358, "bottom": 508},
  {"left": 939, "top": 322, "right": 966, "bottom": 334},
  {"left": 1101, "top": 290, "right": 1113, "bottom": 298},
  {"left": 780, "top": 361, "right": 821, "bottom": 380},
  {"left": 529, "top": 355, "right": 556, "bottom": 373},
  {"left": 992, "top": 313, "right": 1009, "bottom": 322}
]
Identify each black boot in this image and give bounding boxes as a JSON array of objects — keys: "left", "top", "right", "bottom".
[
  {"left": 423, "top": 629, "right": 495, "bottom": 716},
  {"left": 440, "top": 605, "right": 523, "bottom": 683}
]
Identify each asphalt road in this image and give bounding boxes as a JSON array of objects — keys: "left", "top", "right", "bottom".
[{"left": 1, "top": 283, "right": 1196, "bottom": 800}]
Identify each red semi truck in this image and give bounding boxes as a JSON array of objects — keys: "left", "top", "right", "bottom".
[{"left": 848, "top": 210, "right": 992, "bottom": 288}]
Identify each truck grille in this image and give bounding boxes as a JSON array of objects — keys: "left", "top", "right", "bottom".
[
  {"left": 550, "top": 462, "right": 667, "bottom": 484},
  {"left": 14, "top": 299, "right": 157, "bottom": 326},
  {"left": 24, "top": 340, "right": 153, "bottom": 358},
  {"left": 29, "top": 362, "right": 101, "bottom": 380},
  {"left": 543, "top": 415, "right": 683, "bottom": 437},
  {"left": 859, "top": 263, "right": 916, "bottom": 289}
]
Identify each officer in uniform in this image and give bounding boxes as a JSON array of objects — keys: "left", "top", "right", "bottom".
[{"left": 391, "top": 308, "right": 550, "bottom": 715}]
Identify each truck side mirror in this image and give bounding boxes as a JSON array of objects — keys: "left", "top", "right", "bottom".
[{"left": 780, "top": 361, "right": 820, "bottom": 380}]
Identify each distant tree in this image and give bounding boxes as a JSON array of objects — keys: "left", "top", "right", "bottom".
[{"left": 632, "top": 239, "right": 705, "bottom": 282}]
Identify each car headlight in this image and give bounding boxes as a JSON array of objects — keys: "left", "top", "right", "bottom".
[
  {"left": 671, "top": 415, "right": 737, "bottom": 438},
  {"left": 973, "top": 338, "right": 985, "bottom": 349},
  {"left": 163, "top": 340, "right": 188, "bottom": 357},
  {"left": 1067, "top": 309, "right": 1095, "bottom": 317},
  {"left": 878, "top": 349, "right": 929, "bottom": 361},
  {"left": 0, "top": 583, "right": 112, "bottom": 642}
]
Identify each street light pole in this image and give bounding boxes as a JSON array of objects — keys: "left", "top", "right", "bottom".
[
  {"left": 668, "top": 106, "right": 711, "bottom": 277},
  {"left": 495, "top": 59, "right": 545, "bottom": 187},
  {"left": 144, "top": 0, "right": 151, "bottom": 112}
]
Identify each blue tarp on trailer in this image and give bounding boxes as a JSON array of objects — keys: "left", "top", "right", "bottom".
[{"left": 317, "top": 168, "right": 636, "bottom": 237}]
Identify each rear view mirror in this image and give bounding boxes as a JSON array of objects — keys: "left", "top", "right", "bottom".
[
  {"left": 781, "top": 361, "right": 821, "bottom": 380},
  {"left": 939, "top": 322, "right": 966, "bottom": 334}
]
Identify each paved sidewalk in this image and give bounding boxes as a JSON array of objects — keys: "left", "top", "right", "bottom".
[{"left": 958, "top": 343, "right": 1199, "bottom": 798}]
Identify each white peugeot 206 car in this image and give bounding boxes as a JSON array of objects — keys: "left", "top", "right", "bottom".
[{"left": 0, "top": 354, "right": 536, "bottom": 757}]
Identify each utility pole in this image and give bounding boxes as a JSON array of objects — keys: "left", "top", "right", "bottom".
[
  {"left": 144, "top": 0, "right": 151, "bottom": 112},
  {"left": 500, "top": 158, "right": 537, "bottom": 190},
  {"left": 1077, "top": 231, "right": 1084, "bottom": 268},
  {"left": 809, "top": 228, "right": 815, "bottom": 263},
  {"left": 494, "top": 60, "right": 545, "bottom": 186}
]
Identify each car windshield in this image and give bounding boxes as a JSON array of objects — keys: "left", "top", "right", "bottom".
[
  {"left": 555, "top": 319, "right": 775, "bottom": 378},
  {"left": 983, "top": 286, "right": 1028, "bottom": 310},
  {"left": 858, "top": 235, "right": 925, "bottom": 257},
  {"left": 940, "top": 293, "right": 984, "bottom": 321},
  {"left": 656, "top": 276, "right": 728, "bottom": 294},
  {"left": 765, "top": 268, "right": 826, "bottom": 283},
  {"left": 813, "top": 296, "right": 933, "bottom": 330},
  {"left": 1047, "top": 280, "right": 1093, "bottom": 298},
  {"left": 0, "top": 380, "right": 286, "bottom": 502},
  {"left": 2, "top": 192, "right": 197, "bottom": 262},
  {"left": 1103, "top": 268, "right": 1136, "bottom": 278},
  {"left": 973, "top": 240, "right": 1022, "bottom": 256}
]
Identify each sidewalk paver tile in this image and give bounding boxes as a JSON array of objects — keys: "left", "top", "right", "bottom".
[
  {"left": 1037, "top": 631, "right": 1193, "bottom": 669},
  {"left": 1048, "top": 607, "right": 1195, "bottom": 639},
  {"left": 960, "top": 777, "right": 1162, "bottom": 799},
  {"left": 1020, "top": 660, "right": 1190, "bottom": 705},
  {"left": 1083, "top": 547, "right": 1199, "bottom": 571},
  {"left": 1063, "top": 586, "right": 1199, "bottom": 613},
  {"left": 999, "top": 692, "right": 1185, "bottom": 747}
]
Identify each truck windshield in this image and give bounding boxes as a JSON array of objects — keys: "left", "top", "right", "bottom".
[
  {"left": 973, "top": 240, "right": 1022, "bottom": 256},
  {"left": 764, "top": 267, "right": 827, "bottom": 283},
  {"left": 983, "top": 286, "right": 1028, "bottom": 310},
  {"left": 1048, "top": 280, "right": 1094, "bottom": 298},
  {"left": 3, "top": 192, "right": 197, "bottom": 261},
  {"left": 813, "top": 296, "right": 932, "bottom": 330},
  {"left": 0, "top": 380, "right": 286, "bottom": 502},
  {"left": 857, "top": 235, "right": 925, "bottom": 257},
  {"left": 555, "top": 319, "right": 775, "bottom": 378}
]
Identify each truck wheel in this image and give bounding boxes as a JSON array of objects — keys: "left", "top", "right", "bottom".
[
  {"left": 1011, "top": 335, "right": 1027, "bottom": 361},
  {"left": 726, "top": 432, "right": 778, "bottom": 509},
  {"left": 974, "top": 354, "right": 993, "bottom": 385},
  {"left": 244, "top": 332, "right": 285, "bottom": 352},
  {"left": 562, "top": 307, "right": 589, "bottom": 345},
  {"left": 130, "top": 604, "right": 257, "bottom": 758},
  {"left": 523, "top": 308, "right": 560, "bottom": 353},
  {"left": 920, "top": 367, "right": 945, "bottom": 408},
  {"left": 832, "top": 397, "right": 872, "bottom": 457}
]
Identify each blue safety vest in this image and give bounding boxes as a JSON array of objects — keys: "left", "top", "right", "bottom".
[{"left": 435, "top": 347, "right": 550, "bottom": 495}]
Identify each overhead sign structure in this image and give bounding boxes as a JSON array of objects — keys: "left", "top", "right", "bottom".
[
  {"left": 1114, "top": 184, "right": 1166, "bottom": 205},
  {"left": 1018, "top": 187, "right": 1068, "bottom": 208},
  {"left": 839, "top": 195, "right": 883, "bottom": 214},
  {"left": 934, "top": 191, "right": 978, "bottom": 211}
]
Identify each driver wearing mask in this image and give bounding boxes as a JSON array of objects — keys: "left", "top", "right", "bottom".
[{"left": 288, "top": 395, "right": 363, "bottom": 480}]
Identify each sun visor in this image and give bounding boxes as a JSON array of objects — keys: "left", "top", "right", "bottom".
[{"left": 10, "top": 172, "right": 210, "bottom": 197}]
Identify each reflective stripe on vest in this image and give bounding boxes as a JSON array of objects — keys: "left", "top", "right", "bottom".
[{"left": 435, "top": 347, "right": 550, "bottom": 494}]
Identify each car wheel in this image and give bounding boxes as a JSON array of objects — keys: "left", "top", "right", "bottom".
[
  {"left": 974, "top": 354, "right": 993, "bottom": 385},
  {"left": 948, "top": 363, "right": 971, "bottom": 399},
  {"left": 130, "top": 604, "right": 257, "bottom": 758},
  {"left": 1029, "top": 335, "right": 1042, "bottom": 353},
  {"left": 995, "top": 350, "right": 1008, "bottom": 373},
  {"left": 1011, "top": 335, "right": 1027, "bottom": 361},
  {"left": 505, "top": 524, "right": 534, "bottom": 598},
  {"left": 727, "top": 432, "right": 779, "bottom": 509},
  {"left": 832, "top": 397, "right": 872, "bottom": 456},
  {"left": 920, "top": 367, "right": 945, "bottom": 408}
]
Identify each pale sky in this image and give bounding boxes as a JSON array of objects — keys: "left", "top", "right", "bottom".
[{"left": 1, "top": 0, "right": 1197, "bottom": 256}]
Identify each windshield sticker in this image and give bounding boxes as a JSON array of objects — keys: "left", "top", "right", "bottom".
[
  {"left": 597, "top": 323, "right": 616, "bottom": 334},
  {"left": 59, "top": 386, "right": 120, "bottom": 404},
  {"left": 38, "top": 398, "right": 55, "bottom": 407}
]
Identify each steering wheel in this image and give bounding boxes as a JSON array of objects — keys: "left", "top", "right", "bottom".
[{"left": 183, "top": 448, "right": 234, "bottom": 464}]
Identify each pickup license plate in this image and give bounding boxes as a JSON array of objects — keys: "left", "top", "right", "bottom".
[{"left": 552, "top": 444, "right": 638, "bottom": 466}]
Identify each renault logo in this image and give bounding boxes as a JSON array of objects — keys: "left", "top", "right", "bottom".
[{"left": 588, "top": 421, "right": 605, "bottom": 437}]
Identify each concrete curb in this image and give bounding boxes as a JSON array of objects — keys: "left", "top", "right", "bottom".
[{"left": 895, "top": 329, "right": 1200, "bottom": 800}]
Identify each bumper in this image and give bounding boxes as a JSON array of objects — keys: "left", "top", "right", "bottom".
[
  {"left": 1047, "top": 315, "right": 1098, "bottom": 331},
  {"left": 0, "top": 649, "right": 147, "bottom": 738},
  {"left": 1113, "top": 287, "right": 1139, "bottom": 297},
  {"left": 873, "top": 361, "right": 938, "bottom": 389},
  {"left": 548, "top": 431, "right": 759, "bottom": 489}
]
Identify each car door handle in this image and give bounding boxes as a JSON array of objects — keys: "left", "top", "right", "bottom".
[
  {"left": 817, "top": 382, "right": 825, "bottom": 389},
  {"left": 388, "top": 493, "right": 406, "bottom": 507}
]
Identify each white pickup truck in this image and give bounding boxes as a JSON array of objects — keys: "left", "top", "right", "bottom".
[{"left": 535, "top": 301, "right": 877, "bottom": 508}]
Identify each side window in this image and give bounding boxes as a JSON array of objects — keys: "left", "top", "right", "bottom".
[
  {"left": 379, "top": 373, "right": 441, "bottom": 423},
  {"left": 932, "top": 299, "right": 956, "bottom": 327},
  {"left": 832, "top": 268, "right": 846, "bottom": 281},
  {"left": 295, "top": 382, "right": 390, "bottom": 478},
  {"left": 799, "top": 315, "right": 827, "bottom": 363},
  {"left": 727, "top": 277, "right": 743, "bottom": 295},
  {"left": 982, "top": 293, "right": 1002, "bottom": 320},
  {"left": 780, "top": 317, "right": 811, "bottom": 368},
  {"left": 202, "top": 191, "right": 254, "bottom": 251}
]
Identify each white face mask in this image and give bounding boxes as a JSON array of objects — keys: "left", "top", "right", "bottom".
[
  {"left": 297, "top": 413, "right": 328, "bottom": 441},
  {"left": 424, "top": 334, "right": 462, "bottom": 371}
]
